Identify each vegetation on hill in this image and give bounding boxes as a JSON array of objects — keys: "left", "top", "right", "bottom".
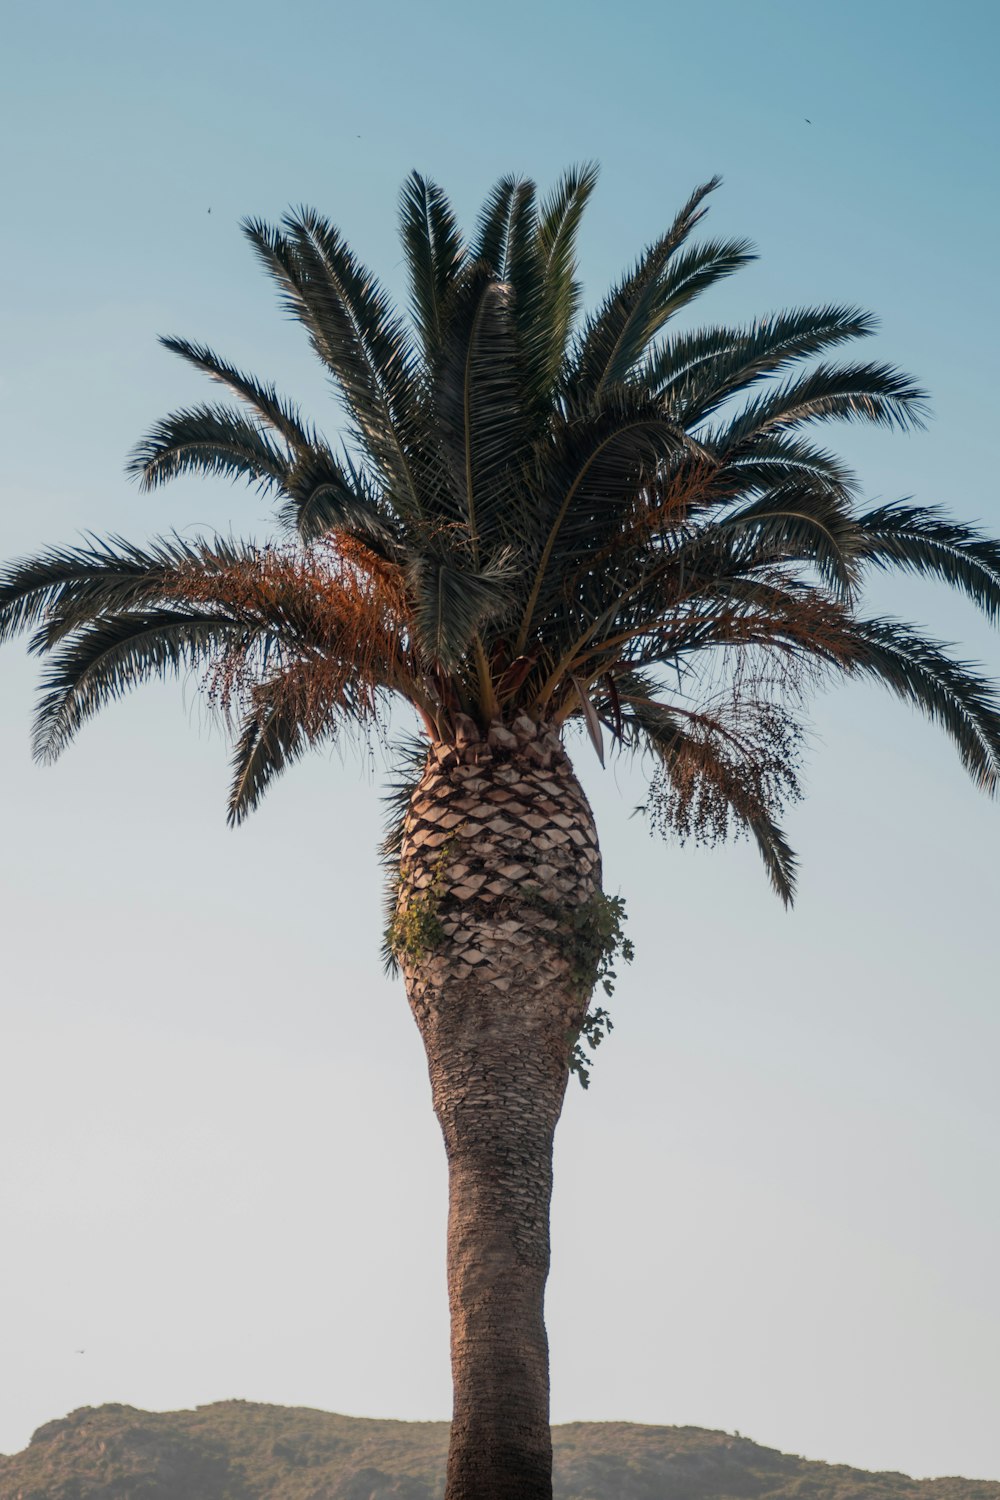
[{"left": 1, "top": 1402, "right": 997, "bottom": 1500}]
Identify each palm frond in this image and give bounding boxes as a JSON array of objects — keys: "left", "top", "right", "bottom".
[
  {"left": 714, "top": 488, "right": 859, "bottom": 596},
  {"left": 399, "top": 172, "right": 466, "bottom": 360},
  {"left": 0, "top": 538, "right": 148, "bottom": 645},
  {"left": 535, "top": 162, "right": 599, "bottom": 391},
  {"left": 715, "top": 362, "right": 929, "bottom": 448},
  {"left": 647, "top": 304, "right": 877, "bottom": 423},
  {"left": 32, "top": 611, "right": 248, "bottom": 762},
  {"left": 570, "top": 178, "right": 754, "bottom": 402},
  {"left": 432, "top": 267, "right": 528, "bottom": 545},
  {"left": 465, "top": 178, "right": 554, "bottom": 421},
  {"left": 407, "top": 550, "right": 516, "bottom": 668},
  {"left": 624, "top": 689, "right": 802, "bottom": 904},
  {"left": 846, "top": 617, "right": 1000, "bottom": 792},
  {"left": 472, "top": 176, "right": 532, "bottom": 277},
  {"left": 278, "top": 447, "right": 399, "bottom": 550},
  {"left": 745, "top": 812, "right": 799, "bottom": 907},
  {"left": 227, "top": 665, "right": 342, "bottom": 825},
  {"left": 625, "top": 577, "right": 855, "bottom": 679},
  {"left": 128, "top": 403, "right": 290, "bottom": 492},
  {"left": 158, "top": 336, "right": 316, "bottom": 449},
  {"left": 514, "top": 395, "right": 699, "bottom": 650},
  {"left": 0, "top": 534, "right": 241, "bottom": 647},
  {"left": 500, "top": 184, "right": 555, "bottom": 419},
  {"left": 642, "top": 236, "right": 757, "bottom": 337},
  {"left": 711, "top": 431, "right": 856, "bottom": 500},
  {"left": 856, "top": 503, "right": 1000, "bottom": 624},
  {"left": 241, "top": 211, "right": 425, "bottom": 509}
]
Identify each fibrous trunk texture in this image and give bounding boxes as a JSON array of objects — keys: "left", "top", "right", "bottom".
[{"left": 395, "top": 714, "right": 601, "bottom": 1500}]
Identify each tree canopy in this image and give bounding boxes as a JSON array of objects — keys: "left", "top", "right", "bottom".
[{"left": 3, "top": 168, "right": 1000, "bottom": 904}]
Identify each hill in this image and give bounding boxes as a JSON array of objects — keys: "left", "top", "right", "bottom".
[{"left": 1, "top": 1402, "right": 996, "bottom": 1500}]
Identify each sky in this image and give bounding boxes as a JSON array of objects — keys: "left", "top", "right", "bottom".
[{"left": 1, "top": 0, "right": 999, "bottom": 1482}]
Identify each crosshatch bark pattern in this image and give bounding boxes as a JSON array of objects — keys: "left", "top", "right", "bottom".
[{"left": 395, "top": 715, "right": 601, "bottom": 1500}]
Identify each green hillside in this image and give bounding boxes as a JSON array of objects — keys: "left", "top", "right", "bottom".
[{"left": 1, "top": 1402, "right": 995, "bottom": 1500}]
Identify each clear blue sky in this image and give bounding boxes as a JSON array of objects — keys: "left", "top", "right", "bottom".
[{"left": 2, "top": 0, "right": 999, "bottom": 1481}]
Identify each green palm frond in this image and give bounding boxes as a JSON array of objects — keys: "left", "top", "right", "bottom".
[
  {"left": 278, "top": 447, "right": 399, "bottom": 549},
  {"left": 0, "top": 538, "right": 147, "bottom": 644},
  {"left": 431, "top": 266, "right": 527, "bottom": 545},
  {"left": 471, "top": 176, "right": 532, "bottom": 276},
  {"left": 496, "top": 178, "right": 541, "bottom": 293},
  {"left": 639, "top": 236, "right": 757, "bottom": 341},
  {"left": 465, "top": 176, "right": 554, "bottom": 420},
  {"left": 227, "top": 666, "right": 343, "bottom": 825},
  {"left": 513, "top": 394, "right": 695, "bottom": 651},
  {"left": 715, "top": 362, "right": 929, "bottom": 448},
  {"left": 648, "top": 305, "right": 878, "bottom": 423},
  {"left": 856, "top": 503, "right": 1000, "bottom": 623},
  {"left": 399, "top": 172, "right": 466, "bottom": 359},
  {"left": 280, "top": 209, "right": 420, "bottom": 409},
  {"left": 0, "top": 534, "right": 240, "bottom": 647},
  {"left": 846, "top": 617, "right": 1000, "bottom": 791},
  {"left": 135, "top": 394, "right": 392, "bottom": 548},
  {"left": 407, "top": 549, "right": 516, "bottom": 669},
  {"left": 32, "top": 611, "right": 249, "bottom": 762},
  {"left": 570, "top": 178, "right": 754, "bottom": 402},
  {"left": 128, "top": 403, "right": 290, "bottom": 492},
  {"left": 713, "top": 488, "right": 859, "bottom": 596},
  {"left": 158, "top": 336, "right": 317, "bottom": 450},
  {"left": 712, "top": 431, "right": 856, "bottom": 500},
  {"left": 535, "top": 162, "right": 599, "bottom": 391},
  {"left": 501, "top": 186, "right": 551, "bottom": 414},
  {"left": 241, "top": 211, "right": 425, "bottom": 509},
  {"left": 744, "top": 812, "right": 799, "bottom": 907}
]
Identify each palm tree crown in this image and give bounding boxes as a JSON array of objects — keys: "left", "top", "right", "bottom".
[{"left": 4, "top": 168, "right": 1000, "bottom": 904}]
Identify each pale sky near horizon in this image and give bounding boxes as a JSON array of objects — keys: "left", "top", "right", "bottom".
[{"left": 2, "top": 0, "right": 999, "bottom": 1482}]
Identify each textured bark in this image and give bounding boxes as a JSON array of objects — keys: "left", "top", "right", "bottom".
[{"left": 394, "top": 714, "right": 601, "bottom": 1500}]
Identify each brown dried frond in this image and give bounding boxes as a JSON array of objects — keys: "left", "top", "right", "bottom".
[
  {"left": 245, "top": 651, "right": 377, "bottom": 747},
  {"left": 163, "top": 539, "right": 416, "bottom": 724},
  {"left": 655, "top": 574, "right": 861, "bottom": 669},
  {"left": 336, "top": 532, "right": 408, "bottom": 599},
  {"left": 624, "top": 456, "right": 718, "bottom": 546}
]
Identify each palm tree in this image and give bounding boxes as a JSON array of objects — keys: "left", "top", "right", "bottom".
[{"left": 3, "top": 169, "right": 1000, "bottom": 1500}]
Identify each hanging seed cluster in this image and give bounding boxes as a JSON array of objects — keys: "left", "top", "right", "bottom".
[{"left": 645, "top": 695, "right": 805, "bottom": 849}]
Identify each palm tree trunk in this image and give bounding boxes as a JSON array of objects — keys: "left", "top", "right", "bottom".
[{"left": 394, "top": 715, "right": 601, "bottom": 1500}]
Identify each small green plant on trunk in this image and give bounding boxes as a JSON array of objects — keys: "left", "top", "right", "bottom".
[
  {"left": 521, "top": 885, "right": 635, "bottom": 1086},
  {"left": 385, "top": 842, "right": 452, "bottom": 967}
]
